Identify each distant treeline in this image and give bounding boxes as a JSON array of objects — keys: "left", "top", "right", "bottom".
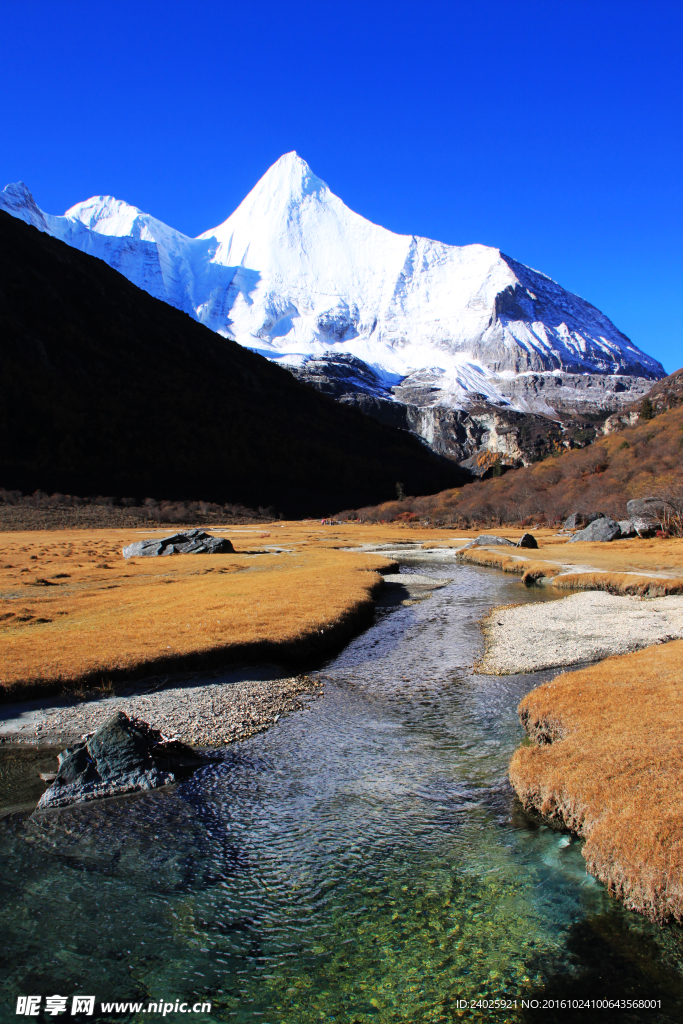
[
  {"left": 343, "top": 401, "right": 683, "bottom": 532},
  {"left": 0, "top": 489, "right": 276, "bottom": 523}
]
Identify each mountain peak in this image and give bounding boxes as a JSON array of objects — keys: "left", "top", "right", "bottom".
[
  {"left": 3, "top": 181, "right": 34, "bottom": 203},
  {"left": 1, "top": 165, "right": 665, "bottom": 392},
  {"left": 199, "top": 152, "right": 330, "bottom": 243},
  {"left": 0, "top": 181, "right": 48, "bottom": 230}
]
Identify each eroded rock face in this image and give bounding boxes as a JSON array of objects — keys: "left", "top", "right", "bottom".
[
  {"left": 568, "top": 518, "right": 621, "bottom": 543},
  {"left": 122, "top": 528, "right": 234, "bottom": 559},
  {"left": 37, "top": 711, "right": 213, "bottom": 809}
]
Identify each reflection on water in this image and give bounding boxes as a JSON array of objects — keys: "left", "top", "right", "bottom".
[{"left": 1, "top": 561, "right": 682, "bottom": 1023}]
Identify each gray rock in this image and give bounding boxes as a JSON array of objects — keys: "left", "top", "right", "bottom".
[
  {"left": 563, "top": 512, "right": 584, "bottom": 530},
  {"left": 563, "top": 511, "right": 606, "bottom": 530},
  {"left": 618, "top": 520, "right": 637, "bottom": 537},
  {"left": 626, "top": 497, "right": 664, "bottom": 525},
  {"left": 465, "top": 535, "right": 516, "bottom": 548},
  {"left": 122, "top": 528, "right": 235, "bottom": 559},
  {"left": 567, "top": 518, "right": 621, "bottom": 543},
  {"left": 517, "top": 533, "right": 538, "bottom": 549},
  {"left": 37, "top": 711, "right": 215, "bottom": 809}
]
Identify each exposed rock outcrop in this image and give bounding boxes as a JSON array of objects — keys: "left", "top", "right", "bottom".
[
  {"left": 122, "top": 528, "right": 235, "bottom": 558},
  {"left": 37, "top": 711, "right": 214, "bottom": 809},
  {"left": 291, "top": 354, "right": 657, "bottom": 470},
  {"left": 604, "top": 368, "right": 683, "bottom": 433}
]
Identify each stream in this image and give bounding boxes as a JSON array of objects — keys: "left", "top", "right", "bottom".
[{"left": 1, "top": 556, "right": 683, "bottom": 1022}]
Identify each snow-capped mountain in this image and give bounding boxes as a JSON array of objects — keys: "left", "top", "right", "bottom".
[{"left": 1, "top": 154, "right": 663, "bottom": 433}]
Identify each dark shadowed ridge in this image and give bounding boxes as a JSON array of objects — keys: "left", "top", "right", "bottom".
[{"left": 0, "top": 211, "right": 469, "bottom": 516}]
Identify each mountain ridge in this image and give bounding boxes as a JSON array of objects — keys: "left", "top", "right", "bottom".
[{"left": 1, "top": 156, "right": 664, "bottom": 466}]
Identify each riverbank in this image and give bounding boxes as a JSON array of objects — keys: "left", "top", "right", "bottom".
[
  {"left": 510, "top": 640, "right": 683, "bottom": 924},
  {"left": 0, "top": 668, "right": 323, "bottom": 748}
]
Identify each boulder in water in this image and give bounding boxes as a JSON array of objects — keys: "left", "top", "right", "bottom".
[
  {"left": 37, "top": 711, "right": 215, "bottom": 809},
  {"left": 122, "top": 529, "right": 234, "bottom": 559}
]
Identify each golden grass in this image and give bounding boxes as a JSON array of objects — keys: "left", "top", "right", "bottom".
[
  {"left": 460, "top": 534, "right": 683, "bottom": 592},
  {"left": 551, "top": 572, "right": 683, "bottom": 597},
  {"left": 510, "top": 641, "right": 683, "bottom": 923},
  {"left": 535, "top": 536, "right": 683, "bottom": 575},
  {"left": 456, "top": 546, "right": 560, "bottom": 584},
  {"left": 0, "top": 524, "right": 403, "bottom": 698},
  {"left": 0, "top": 520, "right": 484, "bottom": 699}
]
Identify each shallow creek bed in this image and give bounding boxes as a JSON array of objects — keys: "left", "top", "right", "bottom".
[{"left": 1, "top": 558, "right": 683, "bottom": 1021}]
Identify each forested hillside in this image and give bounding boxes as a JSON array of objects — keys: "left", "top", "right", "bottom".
[{"left": 349, "top": 392, "right": 683, "bottom": 528}]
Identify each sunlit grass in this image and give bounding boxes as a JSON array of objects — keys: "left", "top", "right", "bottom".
[{"left": 511, "top": 640, "right": 683, "bottom": 924}]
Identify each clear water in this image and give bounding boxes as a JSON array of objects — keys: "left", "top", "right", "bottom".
[{"left": 1, "top": 561, "right": 682, "bottom": 1023}]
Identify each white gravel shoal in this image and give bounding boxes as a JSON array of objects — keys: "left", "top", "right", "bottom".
[
  {"left": 0, "top": 671, "right": 322, "bottom": 747},
  {"left": 479, "top": 591, "right": 683, "bottom": 674}
]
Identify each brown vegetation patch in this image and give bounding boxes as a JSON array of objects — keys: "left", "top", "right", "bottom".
[
  {"left": 510, "top": 641, "right": 683, "bottom": 923},
  {"left": 0, "top": 520, "right": 482, "bottom": 701},
  {"left": 348, "top": 397, "right": 683, "bottom": 529},
  {"left": 0, "top": 525, "right": 403, "bottom": 700}
]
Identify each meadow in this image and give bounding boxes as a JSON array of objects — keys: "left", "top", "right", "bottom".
[
  {"left": 0, "top": 521, "right": 452, "bottom": 699},
  {"left": 3, "top": 519, "right": 683, "bottom": 703}
]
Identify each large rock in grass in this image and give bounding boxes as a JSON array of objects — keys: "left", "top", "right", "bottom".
[
  {"left": 568, "top": 518, "right": 621, "bottom": 543},
  {"left": 626, "top": 497, "right": 665, "bottom": 527},
  {"left": 37, "top": 711, "right": 215, "bottom": 809},
  {"left": 563, "top": 512, "right": 606, "bottom": 530},
  {"left": 465, "top": 535, "right": 516, "bottom": 548},
  {"left": 122, "top": 528, "right": 234, "bottom": 559},
  {"left": 517, "top": 533, "right": 538, "bottom": 548}
]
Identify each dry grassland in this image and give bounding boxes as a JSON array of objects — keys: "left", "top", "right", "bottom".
[
  {"left": 551, "top": 572, "right": 683, "bottom": 597},
  {"left": 510, "top": 641, "right": 683, "bottom": 923},
  {"left": 535, "top": 536, "right": 683, "bottom": 575},
  {"left": 456, "top": 546, "right": 561, "bottom": 585},
  {"left": 459, "top": 535, "right": 683, "bottom": 593},
  {"left": 0, "top": 521, "right": 465, "bottom": 699}
]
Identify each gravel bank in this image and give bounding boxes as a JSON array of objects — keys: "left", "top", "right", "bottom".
[
  {"left": 0, "top": 669, "right": 322, "bottom": 747},
  {"left": 480, "top": 591, "right": 683, "bottom": 674}
]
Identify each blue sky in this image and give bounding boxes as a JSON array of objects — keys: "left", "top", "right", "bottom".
[{"left": 2, "top": 0, "right": 681, "bottom": 372}]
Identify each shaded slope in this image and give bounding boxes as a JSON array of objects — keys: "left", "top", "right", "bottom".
[{"left": 0, "top": 211, "right": 467, "bottom": 515}]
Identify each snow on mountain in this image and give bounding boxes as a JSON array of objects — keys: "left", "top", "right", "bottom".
[{"left": 1, "top": 155, "right": 664, "bottom": 419}]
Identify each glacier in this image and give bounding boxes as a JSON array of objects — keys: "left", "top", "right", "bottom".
[{"left": 0, "top": 153, "right": 664, "bottom": 461}]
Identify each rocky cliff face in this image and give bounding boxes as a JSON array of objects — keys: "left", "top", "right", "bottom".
[
  {"left": 290, "top": 354, "right": 652, "bottom": 470},
  {"left": 603, "top": 368, "right": 683, "bottom": 434}
]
